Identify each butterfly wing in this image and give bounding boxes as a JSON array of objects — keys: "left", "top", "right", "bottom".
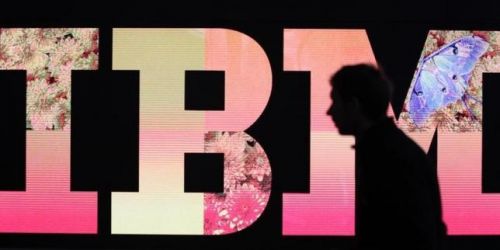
[
  {"left": 409, "top": 68, "right": 445, "bottom": 126},
  {"left": 408, "top": 35, "right": 489, "bottom": 127}
]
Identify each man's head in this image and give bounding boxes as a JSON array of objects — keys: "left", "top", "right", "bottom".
[{"left": 327, "top": 64, "right": 393, "bottom": 135}]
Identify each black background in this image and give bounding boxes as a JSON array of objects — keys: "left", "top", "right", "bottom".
[{"left": 1, "top": 0, "right": 500, "bottom": 249}]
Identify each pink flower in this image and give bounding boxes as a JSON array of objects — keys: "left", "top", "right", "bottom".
[
  {"left": 203, "top": 196, "right": 234, "bottom": 235},
  {"left": 205, "top": 132, "right": 248, "bottom": 190},
  {"left": 203, "top": 132, "right": 271, "bottom": 234},
  {"left": 29, "top": 112, "right": 49, "bottom": 130},
  {"left": 204, "top": 204, "right": 220, "bottom": 235},
  {"left": 243, "top": 140, "right": 272, "bottom": 185},
  {"left": 0, "top": 28, "right": 98, "bottom": 131},
  {"left": 228, "top": 190, "right": 266, "bottom": 231}
]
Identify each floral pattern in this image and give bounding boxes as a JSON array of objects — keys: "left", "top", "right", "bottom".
[
  {"left": 0, "top": 28, "right": 99, "bottom": 130},
  {"left": 204, "top": 131, "right": 271, "bottom": 235},
  {"left": 400, "top": 30, "right": 500, "bottom": 132}
]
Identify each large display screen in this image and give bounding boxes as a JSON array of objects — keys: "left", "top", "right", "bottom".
[{"left": 1, "top": 25, "right": 500, "bottom": 249}]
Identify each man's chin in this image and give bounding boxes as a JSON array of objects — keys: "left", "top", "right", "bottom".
[
  {"left": 333, "top": 122, "right": 353, "bottom": 135},
  {"left": 338, "top": 130, "right": 350, "bottom": 135},
  {"left": 336, "top": 127, "right": 354, "bottom": 135}
]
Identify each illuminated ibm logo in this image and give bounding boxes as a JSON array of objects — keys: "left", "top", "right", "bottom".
[{"left": 0, "top": 28, "right": 498, "bottom": 235}]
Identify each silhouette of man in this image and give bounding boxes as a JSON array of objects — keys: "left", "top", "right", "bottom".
[{"left": 327, "top": 64, "right": 447, "bottom": 250}]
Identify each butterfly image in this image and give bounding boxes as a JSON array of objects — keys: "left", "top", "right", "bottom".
[{"left": 408, "top": 35, "right": 489, "bottom": 127}]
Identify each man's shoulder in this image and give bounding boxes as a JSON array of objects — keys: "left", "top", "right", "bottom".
[{"left": 364, "top": 122, "right": 429, "bottom": 166}]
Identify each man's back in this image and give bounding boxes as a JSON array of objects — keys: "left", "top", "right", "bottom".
[{"left": 354, "top": 117, "right": 447, "bottom": 250}]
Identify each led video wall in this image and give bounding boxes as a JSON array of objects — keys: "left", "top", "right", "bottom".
[{"left": 1, "top": 28, "right": 500, "bottom": 239}]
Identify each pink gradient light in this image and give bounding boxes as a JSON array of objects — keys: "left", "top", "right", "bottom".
[
  {"left": 438, "top": 131, "right": 500, "bottom": 235},
  {"left": 0, "top": 28, "right": 98, "bottom": 234},
  {"left": 0, "top": 132, "right": 97, "bottom": 233},
  {"left": 283, "top": 29, "right": 377, "bottom": 235},
  {"left": 205, "top": 29, "right": 272, "bottom": 131}
]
